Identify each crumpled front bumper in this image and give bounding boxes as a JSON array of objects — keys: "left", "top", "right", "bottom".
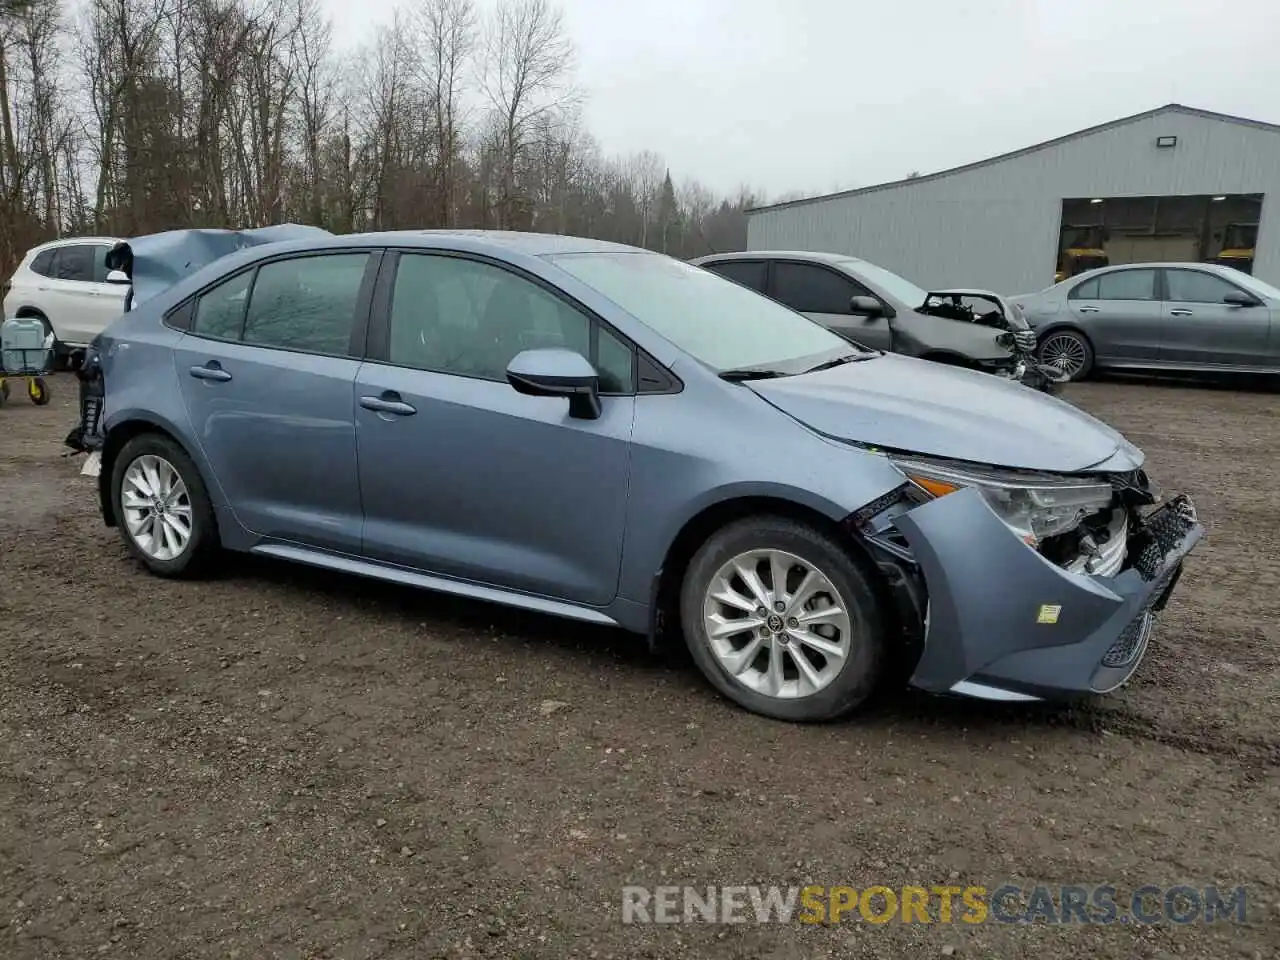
[{"left": 893, "top": 487, "right": 1202, "bottom": 701}]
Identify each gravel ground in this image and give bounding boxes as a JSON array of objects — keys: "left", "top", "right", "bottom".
[{"left": 1, "top": 374, "right": 1277, "bottom": 959}]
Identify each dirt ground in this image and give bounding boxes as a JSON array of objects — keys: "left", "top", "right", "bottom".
[{"left": 1, "top": 373, "right": 1277, "bottom": 960}]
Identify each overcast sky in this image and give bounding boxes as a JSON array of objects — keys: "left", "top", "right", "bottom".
[{"left": 329, "top": 0, "right": 1280, "bottom": 201}]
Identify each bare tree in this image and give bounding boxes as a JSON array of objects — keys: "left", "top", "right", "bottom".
[
  {"left": 0, "top": 0, "right": 761, "bottom": 273},
  {"left": 412, "top": 0, "right": 473, "bottom": 226},
  {"left": 622, "top": 148, "right": 662, "bottom": 246},
  {"left": 479, "top": 0, "right": 575, "bottom": 228}
]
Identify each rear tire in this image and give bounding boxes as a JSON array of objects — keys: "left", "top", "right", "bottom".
[
  {"left": 679, "top": 516, "right": 886, "bottom": 722},
  {"left": 110, "top": 433, "right": 220, "bottom": 578}
]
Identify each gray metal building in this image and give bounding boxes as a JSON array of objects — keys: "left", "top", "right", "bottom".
[{"left": 745, "top": 104, "right": 1280, "bottom": 295}]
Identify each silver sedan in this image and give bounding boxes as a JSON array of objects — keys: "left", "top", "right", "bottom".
[{"left": 1010, "top": 262, "right": 1280, "bottom": 380}]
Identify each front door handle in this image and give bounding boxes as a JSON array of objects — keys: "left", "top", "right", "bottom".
[
  {"left": 360, "top": 393, "right": 417, "bottom": 416},
  {"left": 1169, "top": 309, "right": 1194, "bottom": 317},
  {"left": 189, "top": 362, "right": 232, "bottom": 382}
]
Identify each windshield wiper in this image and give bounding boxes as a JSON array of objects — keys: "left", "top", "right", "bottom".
[
  {"left": 719, "top": 368, "right": 789, "bottom": 381},
  {"left": 802, "top": 352, "right": 877, "bottom": 373}
]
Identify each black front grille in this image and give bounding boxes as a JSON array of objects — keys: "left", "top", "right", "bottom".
[
  {"left": 1102, "top": 560, "right": 1178, "bottom": 668},
  {"left": 1013, "top": 330, "right": 1038, "bottom": 352},
  {"left": 1129, "top": 496, "right": 1197, "bottom": 581}
]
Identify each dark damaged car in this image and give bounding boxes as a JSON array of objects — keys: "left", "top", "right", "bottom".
[
  {"left": 66, "top": 228, "right": 1200, "bottom": 721},
  {"left": 693, "top": 250, "right": 1066, "bottom": 393}
]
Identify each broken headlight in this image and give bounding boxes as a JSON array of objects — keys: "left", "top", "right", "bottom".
[{"left": 888, "top": 455, "right": 1114, "bottom": 547}]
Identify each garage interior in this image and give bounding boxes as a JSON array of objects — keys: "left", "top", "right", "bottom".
[{"left": 1056, "top": 193, "right": 1263, "bottom": 281}]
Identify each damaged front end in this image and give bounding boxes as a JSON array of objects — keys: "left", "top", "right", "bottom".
[
  {"left": 847, "top": 458, "right": 1202, "bottom": 702},
  {"left": 920, "top": 289, "right": 1067, "bottom": 395}
]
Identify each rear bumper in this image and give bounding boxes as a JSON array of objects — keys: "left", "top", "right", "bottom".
[{"left": 894, "top": 488, "right": 1202, "bottom": 701}]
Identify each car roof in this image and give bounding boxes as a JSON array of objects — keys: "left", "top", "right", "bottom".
[
  {"left": 1074, "top": 261, "right": 1245, "bottom": 279},
  {"left": 692, "top": 249, "right": 855, "bottom": 266},
  {"left": 30, "top": 236, "right": 121, "bottom": 252},
  {"left": 342, "top": 230, "right": 642, "bottom": 257}
]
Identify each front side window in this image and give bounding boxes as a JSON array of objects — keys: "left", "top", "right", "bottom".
[
  {"left": 548, "top": 251, "right": 850, "bottom": 373},
  {"left": 705, "top": 260, "right": 767, "bottom": 292},
  {"left": 841, "top": 259, "right": 928, "bottom": 307},
  {"left": 92, "top": 244, "right": 112, "bottom": 283},
  {"left": 1165, "top": 269, "right": 1243, "bottom": 304},
  {"left": 388, "top": 253, "right": 634, "bottom": 392},
  {"left": 52, "top": 245, "right": 96, "bottom": 283},
  {"left": 241, "top": 253, "right": 370, "bottom": 355},
  {"left": 771, "top": 261, "right": 858, "bottom": 314}
]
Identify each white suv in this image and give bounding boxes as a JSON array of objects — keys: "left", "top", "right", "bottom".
[{"left": 3, "top": 236, "right": 127, "bottom": 356}]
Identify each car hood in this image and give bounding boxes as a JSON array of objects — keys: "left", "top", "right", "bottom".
[{"left": 747, "top": 352, "right": 1141, "bottom": 473}]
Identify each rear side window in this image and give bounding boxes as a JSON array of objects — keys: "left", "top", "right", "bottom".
[
  {"left": 242, "top": 253, "right": 371, "bottom": 355},
  {"left": 1071, "top": 270, "right": 1157, "bottom": 301},
  {"left": 771, "top": 261, "right": 858, "bottom": 314},
  {"left": 705, "top": 260, "right": 767, "bottom": 292},
  {"left": 29, "top": 249, "right": 55, "bottom": 277},
  {"left": 52, "top": 245, "right": 96, "bottom": 283}
]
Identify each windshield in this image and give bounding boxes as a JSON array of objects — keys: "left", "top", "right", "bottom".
[
  {"left": 1231, "top": 271, "right": 1280, "bottom": 300},
  {"left": 841, "top": 259, "right": 930, "bottom": 308},
  {"left": 548, "top": 251, "right": 853, "bottom": 372}
]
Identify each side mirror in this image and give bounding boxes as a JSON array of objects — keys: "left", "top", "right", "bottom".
[
  {"left": 506, "top": 348, "right": 602, "bottom": 420},
  {"left": 105, "top": 269, "right": 130, "bottom": 285},
  {"left": 1223, "top": 290, "right": 1260, "bottom": 307},
  {"left": 850, "top": 295, "right": 883, "bottom": 318}
]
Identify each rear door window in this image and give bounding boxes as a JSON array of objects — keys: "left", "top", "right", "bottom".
[
  {"left": 51, "top": 245, "right": 96, "bottom": 283},
  {"left": 192, "top": 271, "right": 253, "bottom": 340},
  {"left": 704, "top": 260, "right": 768, "bottom": 293},
  {"left": 1072, "top": 269, "right": 1157, "bottom": 301},
  {"left": 242, "top": 253, "right": 371, "bottom": 356}
]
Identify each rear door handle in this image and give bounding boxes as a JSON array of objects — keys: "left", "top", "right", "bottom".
[
  {"left": 360, "top": 393, "right": 417, "bottom": 416},
  {"left": 1169, "top": 309, "right": 1194, "bottom": 317},
  {"left": 1077, "top": 306, "right": 1100, "bottom": 313},
  {"left": 189, "top": 362, "right": 232, "bottom": 382}
]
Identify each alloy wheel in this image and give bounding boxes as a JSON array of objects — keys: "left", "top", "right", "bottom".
[
  {"left": 701, "top": 549, "right": 852, "bottom": 699},
  {"left": 1039, "top": 332, "right": 1088, "bottom": 379},
  {"left": 120, "top": 454, "right": 194, "bottom": 561}
]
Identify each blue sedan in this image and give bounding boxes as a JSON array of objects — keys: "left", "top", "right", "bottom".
[{"left": 66, "top": 228, "right": 1202, "bottom": 721}]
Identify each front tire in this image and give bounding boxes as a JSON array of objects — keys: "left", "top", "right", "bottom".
[
  {"left": 110, "top": 433, "right": 219, "bottom": 578},
  {"left": 679, "top": 516, "right": 886, "bottom": 722},
  {"left": 1038, "top": 328, "right": 1094, "bottom": 381}
]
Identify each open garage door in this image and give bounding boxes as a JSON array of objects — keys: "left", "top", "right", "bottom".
[
  {"left": 1104, "top": 235, "right": 1200, "bottom": 264},
  {"left": 1055, "top": 194, "right": 1263, "bottom": 282}
]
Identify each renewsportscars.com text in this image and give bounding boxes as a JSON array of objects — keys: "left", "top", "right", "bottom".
[{"left": 621, "top": 884, "right": 1248, "bottom": 925}]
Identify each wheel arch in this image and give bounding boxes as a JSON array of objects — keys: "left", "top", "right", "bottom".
[
  {"left": 648, "top": 494, "right": 923, "bottom": 664},
  {"left": 98, "top": 417, "right": 216, "bottom": 530}
]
